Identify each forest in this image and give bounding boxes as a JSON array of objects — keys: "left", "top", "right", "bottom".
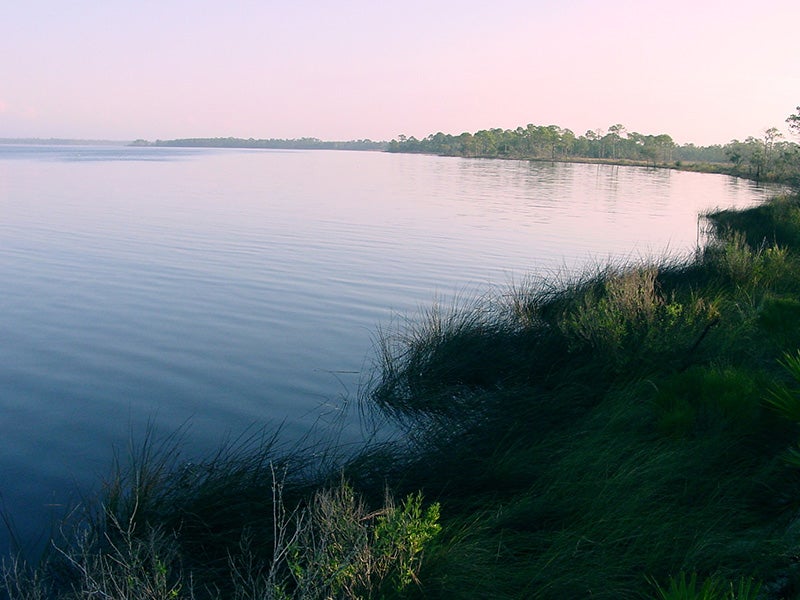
[{"left": 388, "top": 107, "right": 800, "bottom": 185}]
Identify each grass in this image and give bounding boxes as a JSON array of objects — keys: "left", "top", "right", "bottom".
[
  {"left": 359, "top": 194, "right": 800, "bottom": 598},
  {"left": 6, "top": 193, "right": 800, "bottom": 598}
]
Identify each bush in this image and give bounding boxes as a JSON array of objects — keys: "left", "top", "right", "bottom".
[{"left": 233, "top": 480, "right": 441, "bottom": 599}]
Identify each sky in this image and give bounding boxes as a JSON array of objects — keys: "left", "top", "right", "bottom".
[{"left": 1, "top": 0, "right": 798, "bottom": 146}]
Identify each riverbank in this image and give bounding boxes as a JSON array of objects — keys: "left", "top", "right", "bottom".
[
  {"left": 5, "top": 193, "right": 800, "bottom": 599},
  {"left": 442, "top": 153, "right": 793, "bottom": 186},
  {"left": 537, "top": 155, "right": 785, "bottom": 184}
]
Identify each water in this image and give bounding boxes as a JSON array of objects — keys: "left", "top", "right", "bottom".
[{"left": 0, "top": 145, "right": 779, "bottom": 553}]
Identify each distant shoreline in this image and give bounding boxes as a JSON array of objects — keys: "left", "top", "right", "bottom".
[
  {"left": 0, "top": 138, "right": 132, "bottom": 146},
  {"left": 131, "top": 137, "right": 388, "bottom": 151},
  {"left": 1, "top": 137, "right": 792, "bottom": 186}
]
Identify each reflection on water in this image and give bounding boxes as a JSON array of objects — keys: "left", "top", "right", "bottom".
[{"left": 0, "top": 146, "right": 780, "bottom": 554}]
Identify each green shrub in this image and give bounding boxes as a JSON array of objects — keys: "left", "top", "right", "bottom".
[
  {"left": 559, "top": 266, "right": 661, "bottom": 353},
  {"left": 287, "top": 483, "right": 440, "bottom": 599}
]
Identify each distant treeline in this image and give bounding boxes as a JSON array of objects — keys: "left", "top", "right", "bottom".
[
  {"left": 132, "top": 137, "right": 388, "bottom": 151},
  {"left": 387, "top": 122, "right": 800, "bottom": 183}
]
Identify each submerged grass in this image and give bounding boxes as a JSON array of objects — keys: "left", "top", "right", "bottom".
[{"left": 7, "top": 193, "right": 800, "bottom": 598}]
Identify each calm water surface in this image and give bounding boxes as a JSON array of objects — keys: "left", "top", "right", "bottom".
[{"left": 0, "top": 145, "right": 779, "bottom": 552}]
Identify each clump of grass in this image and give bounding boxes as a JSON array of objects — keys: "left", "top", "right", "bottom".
[
  {"left": 367, "top": 290, "right": 582, "bottom": 453},
  {"left": 701, "top": 228, "right": 791, "bottom": 292}
]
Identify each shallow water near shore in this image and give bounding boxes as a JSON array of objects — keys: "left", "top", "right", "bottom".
[{"left": 0, "top": 145, "right": 779, "bottom": 553}]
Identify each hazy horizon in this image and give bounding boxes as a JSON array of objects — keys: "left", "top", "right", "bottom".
[{"left": 2, "top": 0, "right": 798, "bottom": 147}]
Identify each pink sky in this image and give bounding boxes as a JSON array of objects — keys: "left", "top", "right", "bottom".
[{"left": 1, "top": 0, "right": 798, "bottom": 145}]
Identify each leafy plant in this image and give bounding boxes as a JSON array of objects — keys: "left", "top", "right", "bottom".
[
  {"left": 286, "top": 483, "right": 440, "bottom": 599},
  {"left": 648, "top": 572, "right": 761, "bottom": 600},
  {"left": 373, "top": 491, "right": 441, "bottom": 592}
]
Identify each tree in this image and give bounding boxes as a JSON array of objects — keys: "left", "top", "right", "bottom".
[
  {"left": 654, "top": 134, "right": 674, "bottom": 163},
  {"left": 744, "top": 136, "right": 765, "bottom": 178},
  {"left": 607, "top": 124, "right": 627, "bottom": 159},
  {"left": 787, "top": 106, "right": 800, "bottom": 138},
  {"left": 725, "top": 140, "right": 745, "bottom": 170},
  {"left": 561, "top": 129, "right": 577, "bottom": 156},
  {"left": 631, "top": 133, "right": 659, "bottom": 166},
  {"left": 763, "top": 127, "right": 783, "bottom": 174},
  {"left": 458, "top": 132, "right": 476, "bottom": 157},
  {"left": 541, "top": 125, "right": 563, "bottom": 160}
]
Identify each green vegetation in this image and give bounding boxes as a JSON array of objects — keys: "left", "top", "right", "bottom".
[
  {"left": 1, "top": 432, "right": 442, "bottom": 599},
  {"left": 7, "top": 192, "right": 800, "bottom": 598},
  {"left": 388, "top": 110, "right": 800, "bottom": 186}
]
